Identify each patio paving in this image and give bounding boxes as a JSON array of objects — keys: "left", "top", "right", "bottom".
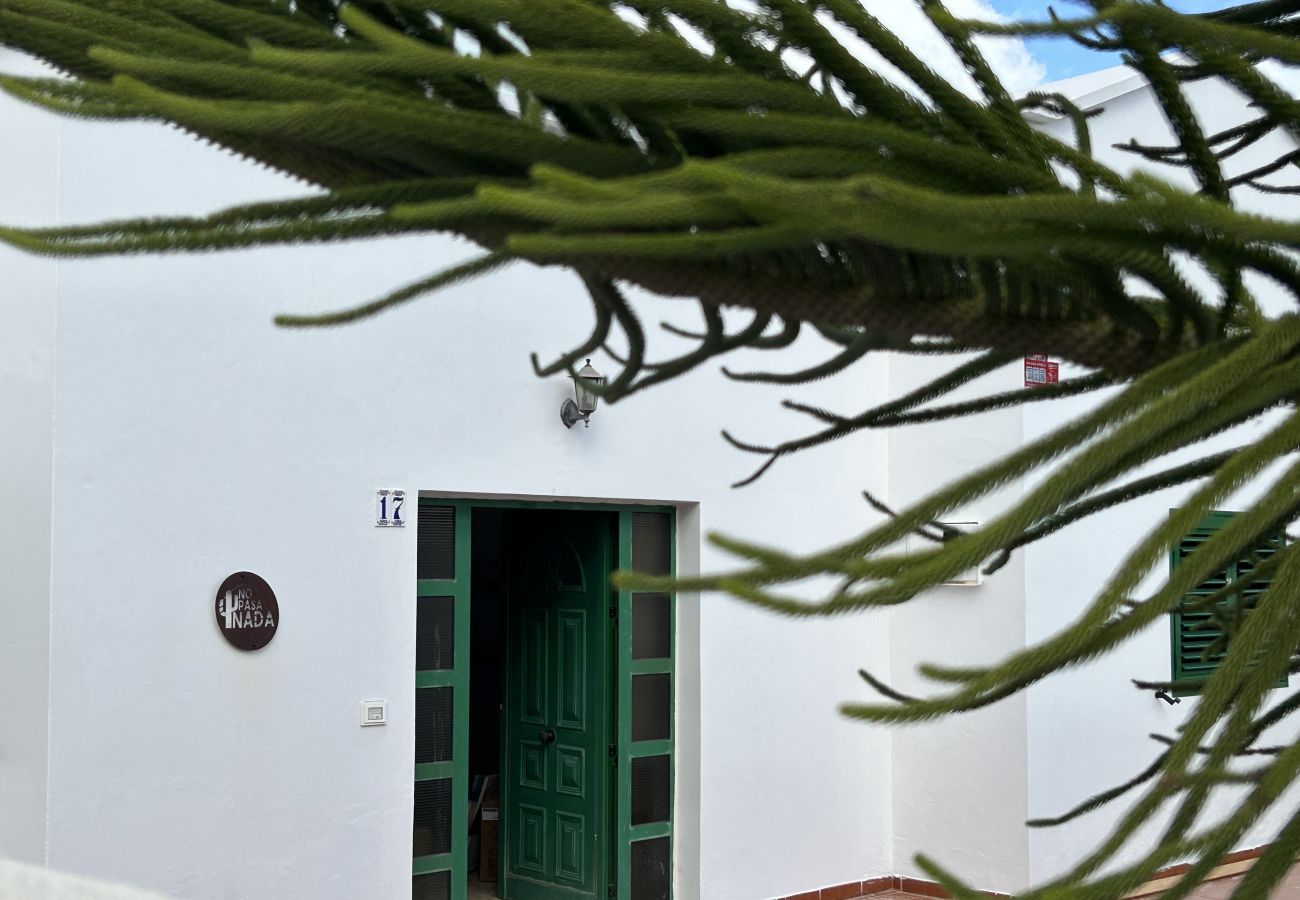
[
  {"left": 467, "top": 881, "right": 497, "bottom": 900},
  {"left": 849, "top": 865, "right": 1300, "bottom": 900},
  {"left": 465, "top": 863, "right": 1300, "bottom": 900},
  {"left": 1166, "top": 864, "right": 1300, "bottom": 900}
]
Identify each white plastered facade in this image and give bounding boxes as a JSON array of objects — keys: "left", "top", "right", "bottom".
[{"left": 0, "top": 49, "right": 1296, "bottom": 900}]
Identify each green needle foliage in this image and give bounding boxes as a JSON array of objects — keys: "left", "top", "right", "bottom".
[{"left": 3, "top": 0, "right": 1300, "bottom": 895}]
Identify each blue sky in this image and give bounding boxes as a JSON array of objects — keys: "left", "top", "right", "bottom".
[{"left": 983, "top": 1, "right": 1240, "bottom": 81}]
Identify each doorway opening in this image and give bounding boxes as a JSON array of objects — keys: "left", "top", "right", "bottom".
[
  {"left": 467, "top": 507, "right": 506, "bottom": 899},
  {"left": 466, "top": 507, "right": 615, "bottom": 900},
  {"left": 413, "top": 499, "right": 676, "bottom": 900}
]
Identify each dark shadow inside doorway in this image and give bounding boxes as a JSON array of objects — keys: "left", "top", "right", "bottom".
[{"left": 468, "top": 508, "right": 506, "bottom": 897}]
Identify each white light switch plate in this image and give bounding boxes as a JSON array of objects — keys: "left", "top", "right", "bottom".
[{"left": 360, "top": 700, "right": 387, "bottom": 726}]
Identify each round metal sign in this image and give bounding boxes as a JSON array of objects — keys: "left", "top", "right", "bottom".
[{"left": 214, "top": 572, "right": 279, "bottom": 651}]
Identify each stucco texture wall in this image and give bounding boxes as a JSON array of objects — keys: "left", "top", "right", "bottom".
[
  {"left": 12, "top": 45, "right": 1294, "bottom": 900},
  {"left": 886, "top": 355, "right": 1030, "bottom": 894},
  {"left": 28, "top": 110, "right": 896, "bottom": 900},
  {"left": 1024, "top": 72, "right": 1300, "bottom": 884},
  {"left": 0, "top": 47, "right": 59, "bottom": 866}
]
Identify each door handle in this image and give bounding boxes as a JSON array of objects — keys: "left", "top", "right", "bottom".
[{"left": 539, "top": 728, "right": 556, "bottom": 746}]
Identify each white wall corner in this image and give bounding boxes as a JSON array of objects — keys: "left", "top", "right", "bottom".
[{"left": 0, "top": 48, "right": 60, "bottom": 864}]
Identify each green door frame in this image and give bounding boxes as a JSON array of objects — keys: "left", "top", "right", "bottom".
[
  {"left": 413, "top": 497, "right": 676, "bottom": 900},
  {"left": 615, "top": 512, "right": 675, "bottom": 900},
  {"left": 413, "top": 505, "right": 472, "bottom": 900}
]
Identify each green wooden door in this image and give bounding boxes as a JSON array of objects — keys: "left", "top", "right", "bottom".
[{"left": 502, "top": 511, "right": 613, "bottom": 900}]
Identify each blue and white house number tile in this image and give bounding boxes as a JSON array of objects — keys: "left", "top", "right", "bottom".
[{"left": 374, "top": 489, "right": 406, "bottom": 527}]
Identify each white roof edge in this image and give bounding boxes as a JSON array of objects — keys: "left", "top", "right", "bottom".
[{"left": 1019, "top": 63, "right": 1151, "bottom": 122}]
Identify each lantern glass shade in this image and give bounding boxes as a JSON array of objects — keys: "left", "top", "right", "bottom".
[{"left": 573, "top": 360, "right": 605, "bottom": 414}]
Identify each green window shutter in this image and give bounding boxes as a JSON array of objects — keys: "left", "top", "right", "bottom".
[
  {"left": 1169, "top": 510, "right": 1287, "bottom": 694},
  {"left": 413, "top": 502, "right": 471, "bottom": 900}
]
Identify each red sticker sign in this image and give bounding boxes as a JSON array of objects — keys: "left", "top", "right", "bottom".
[{"left": 1024, "top": 356, "right": 1059, "bottom": 387}]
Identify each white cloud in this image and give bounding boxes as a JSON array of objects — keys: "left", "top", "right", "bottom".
[
  {"left": 854, "top": 0, "right": 1046, "bottom": 98},
  {"left": 947, "top": 0, "right": 1049, "bottom": 94},
  {"left": 726, "top": 1, "right": 1047, "bottom": 101}
]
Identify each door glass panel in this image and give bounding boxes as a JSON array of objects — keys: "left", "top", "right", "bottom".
[
  {"left": 630, "top": 837, "right": 671, "bottom": 900},
  {"left": 620, "top": 509, "right": 675, "bottom": 900},
  {"left": 415, "top": 687, "right": 453, "bottom": 763},
  {"left": 632, "top": 512, "right": 670, "bottom": 576},
  {"left": 632, "top": 593, "right": 671, "bottom": 660},
  {"left": 413, "top": 778, "right": 452, "bottom": 856},
  {"left": 416, "top": 596, "right": 454, "bottom": 671},
  {"left": 632, "top": 674, "right": 671, "bottom": 742},
  {"left": 418, "top": 505, "right": 456, "bottom": 580},
  {"left": 631, "top": 755, "right": 671, "bottom": 825},
  {"left": 411, "top": 871, "right": 450, "bottom": 900}
]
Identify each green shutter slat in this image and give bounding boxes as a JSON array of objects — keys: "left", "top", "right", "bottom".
[{"left": 1169, "top": 509, "right": 1288, "bottom": 694}]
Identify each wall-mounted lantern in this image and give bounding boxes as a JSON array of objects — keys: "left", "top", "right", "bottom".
[{"left": 561, "top": 359, "right": 606, "bottom": 429}]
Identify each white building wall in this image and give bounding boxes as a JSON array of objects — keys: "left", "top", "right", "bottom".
[
  {"left": 31, "top": 113, "right": 895, "bottom": 900},
  {"left": 0, "top": 48, "right": 59, "bottom": 865},
  {"left": 1024, "top": 75, "right": 1300, "bottom": 883},
  {"left": 887, "top": 358, "right": 1030, "bottom": 893},
  {"left": 7, "top": 48, "right": 1296, "bottom": 900}
]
